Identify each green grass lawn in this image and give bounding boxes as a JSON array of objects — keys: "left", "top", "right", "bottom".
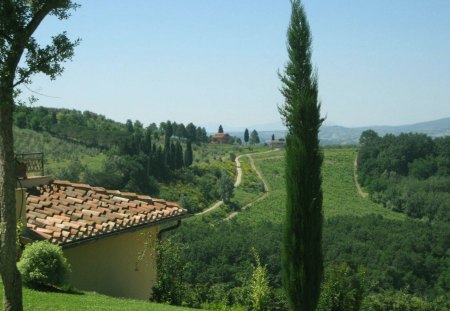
[
  {"left": 234, "top": 148, "right": 404, "bottom": 225},
  {"left": 0, "top": 281, "right": 198, "bottom": 311}
]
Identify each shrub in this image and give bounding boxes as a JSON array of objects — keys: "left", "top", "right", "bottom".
[
  {"left": 317, "top": 263, "right": 365, "bottom": 311},
  {"left": 362, "top": 290, "right": 436, "bottom": 311},
  {"left": 18, "top": 240, "right": 71, "bottom": 287},
  {"left": 248, "top": 249, "right": 271, "bottom": 311}
]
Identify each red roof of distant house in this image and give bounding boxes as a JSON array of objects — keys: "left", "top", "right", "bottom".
[
  {"left": 26, "top": 180, "right": 188, "bottom": 246},
  {"left": 211, "top": 132, "right": 231, "bottom": 143},
  {"left": 213, "top": 133, "right": 227, "bottom": 138}
]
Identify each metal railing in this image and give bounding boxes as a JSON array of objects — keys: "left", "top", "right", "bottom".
[{"left": 15, "top": 152, "right": 44, "bottom": 176}]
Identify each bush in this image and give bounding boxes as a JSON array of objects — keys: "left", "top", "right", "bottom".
[
  {"left": 248, "top": 249, "right": 271, "bottom": 311},
  {"left": 362, "top": 290, "right": 436, "bottom": 311},
  {"left": 18, "top": 240, "right": 71, "bottom": 287},
  {"left": 317, "top": 263, "right": 365, "bottom": 311}
]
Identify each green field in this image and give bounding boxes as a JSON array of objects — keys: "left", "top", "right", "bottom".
[
  {"left": 0, "top": 281, "right": 197, "bottom": 311},
  {"left": 234, "top": 148, "right": 404, "bottom": 224}
]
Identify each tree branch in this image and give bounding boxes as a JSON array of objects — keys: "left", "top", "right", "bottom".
[
  {"left": 24, "top": 0, "right": 70, "bottom": 38},
  {"left": 12, "top": 50, "right": 63, "bottom": 87}
]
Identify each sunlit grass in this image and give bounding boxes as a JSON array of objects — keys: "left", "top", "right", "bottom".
[{"left": 0, "top": 281, "right": 198, "bottom": 311}]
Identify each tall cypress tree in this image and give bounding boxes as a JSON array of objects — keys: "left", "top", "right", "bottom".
[
  {"left": 184, "top": 140, "right": 193, "bottom": 167},
  {"left": 175, "top": 141, "right": 184, "bottom": 169},
  {"left": 279, "top": 1, "right": 324, "bottom": 310},
  {"left": 244, "top": 128, "right": 250, "bottom": 145}
]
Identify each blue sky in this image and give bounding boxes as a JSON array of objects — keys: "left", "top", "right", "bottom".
[{"left": 22, "top": 1, "right": 450, "bottom": 131}]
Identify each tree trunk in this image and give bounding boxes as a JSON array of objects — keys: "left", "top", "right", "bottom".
[{"left": 0, "top": 89, "right": 23, "bottom": 311}]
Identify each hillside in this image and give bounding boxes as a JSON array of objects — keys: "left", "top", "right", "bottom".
[
  {"left": 170, "top": 148, "right": 437, "bottom": 308},
  {"left": 320, "top": 117, "right": 450, "bottom": 145},
  {"left": 240, "top": 148, "right": 404, "bottom": 222}
]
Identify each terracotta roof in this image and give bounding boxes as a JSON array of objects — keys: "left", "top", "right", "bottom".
[
  {"left": 213, "top": 133, "right": 229, "bottom": 138},
  {"left": 26, "top": 180, "right": 188, "bottom": 246}
]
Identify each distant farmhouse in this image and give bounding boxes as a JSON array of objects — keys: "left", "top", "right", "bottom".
[
  {"left": 16, "top": 157, "right": 188, "bottom": 300},
  {"left": 211, "top": 132, "right": 231, "bottom": 144},
  {"left": 211, "top": 124, "right": 231, "bottom": 144},
  {"left": 270, "top": 138, "right": 286, "bottom": 148}
]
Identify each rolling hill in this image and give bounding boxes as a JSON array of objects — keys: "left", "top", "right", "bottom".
[{"left": 229, "top": 117, "right": 450, "bottom": 145}]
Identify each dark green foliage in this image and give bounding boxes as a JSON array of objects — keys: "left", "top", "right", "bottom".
[
  {"left": 362, "top": 290, "right": 440, "bottom": 311},
  {"left": 218, "top": 125, "right": 224, "bottom": 133},
  {"left": 184, "top": 140, "right": 193, "bottom": 167},
  {"left": 317, "top": 263, "right": 365, "bottom": 311},
  {"left": 217, "top": 171, "right": 235, "bottom": 203},
  {"left": 279, "top": 1, "right": 323, "bottom": 310},
  {"left": 162, "top": 212, "right": 450, "bottom": 309},
  {"left": 169, "top": 219, "right": 283, "bottom": 308},
  {"left": 18, "top": 241, "right": 71, "bottom": 288},
  {"left": 229, "top": 152, "right": 236, "bottom": 162},
  {"left": 250, "top": 129, "right": 260, "bottom": 145},
  {"left": 244, "top": 128, "right": 249, "bottom": 144},
  {"left": 272, "top": 134, "right": 275, "bottom": 141},
  {"left": 175, "top": 141, "right": 184, "bottom": 169},
  {"left": 323, "top": 215, "right": 450, "bottom": 298},
  {"left": 357, "top": 131, "right": 450, "bottom": 221},
  {"left": 152, "top": 240, "right": 186, "bottom": 305}
]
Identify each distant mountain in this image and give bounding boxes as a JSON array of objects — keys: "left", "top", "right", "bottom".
[
  {"left": 230, "top": 117, "right": 450, "bottom": 145},
  {"left": 320, "top": 117, "right": 450, "bottom": 145}
]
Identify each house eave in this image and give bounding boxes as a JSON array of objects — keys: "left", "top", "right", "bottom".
[{"left": 60, "top": 213, "right": 191, "bottom": 250}]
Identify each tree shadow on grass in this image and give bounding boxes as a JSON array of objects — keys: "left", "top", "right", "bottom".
[{"left": 26, "top": 283, "right": 84, "bottom": 295}]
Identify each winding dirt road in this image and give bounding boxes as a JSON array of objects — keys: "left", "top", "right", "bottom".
[
  {"left": 195, "top": 149, "right": 278, "bottom": 217},
  {"left": 353, "top": 156, "right": 368, "bottom": 198}
]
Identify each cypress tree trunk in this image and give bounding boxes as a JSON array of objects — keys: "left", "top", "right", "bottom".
[{"left": 279, "top": 1, "right": 324, "bottom": 310}]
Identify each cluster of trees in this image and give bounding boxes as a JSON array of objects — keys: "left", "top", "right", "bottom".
[
  {"left": 358, "top": 130, "right": 450, "bottom": 220},
  {"left": 159, "top": 120, "right": 208, "bottom": 144},
  {"left": 59, "top": 129, "right": 194, "bottom": 196},
  {"left": 12, "top": 106, "right": 217, "bottom": 198},
  {"left": 244, "top": 128, "right": 260, "bottom": 145}
]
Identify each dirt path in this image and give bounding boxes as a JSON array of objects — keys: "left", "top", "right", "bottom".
[
  {"left": 353, "top": 156, "right": 368, "bottom": 198},
  {"left": 234, "top": 155, "right": 244, "bottom": 187},
  {"left": 224, "top": 153, "right": 271, "bottom": 220},
  {"left": 195, "top": 149, "right": 277, "bottom": 217},
  {"left": 195, "top": 200, "right": 224, "bottom": 215}
]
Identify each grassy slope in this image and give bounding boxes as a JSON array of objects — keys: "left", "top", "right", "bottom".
[
  {"left": 235, "top": 148, "right": 404, "bottom": 225},
  {"left": 0, "top": 281, "right": 197, "bottom": 311}
]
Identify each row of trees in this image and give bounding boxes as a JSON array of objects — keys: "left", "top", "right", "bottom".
[
  {"left": 358, "top": 130, "right": 450, "bottom": 221},
  {"left": 13, "top": 105, "right": 209, "bottom": 149}
]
